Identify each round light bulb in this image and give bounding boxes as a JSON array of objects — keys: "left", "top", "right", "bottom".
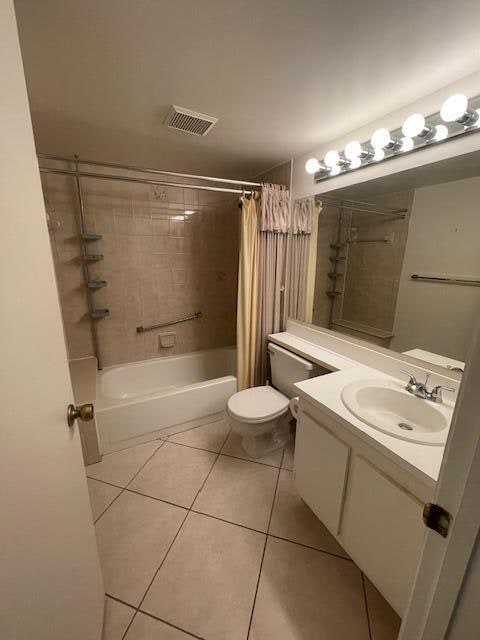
[
  {"left": 330, "top": 165, "right": 342, "bottom": 176},
  {"left": 402, "top": 113, "right": 426, "bottom": 137},
  {"left": 433, "top": 125, "right": 448, "bottom": 141},
  {"left": 324, "top": 150, "right": 340, "bottom": 167},
  {"left": 373, "top": 148, "right": 385, "bottom": 162},
  {"left": 440, "top": 94, "right": 468, "bottom": 122},
  {"left": 371, "top": 128, "right": 391, "bottom": 149},
  {"left": 400, "top": 136, "right": 414, "bottom": 152},
  {"left": 344, "top": 141, "right": 362, "bottom": 160},
  {"left": 349, "top": 157, "right": 362, "bottom": 169},
  {"left": 305, "top": 158, "right": 321, "bottom": 174}
]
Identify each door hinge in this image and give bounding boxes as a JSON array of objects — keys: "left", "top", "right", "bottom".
[{"left": 423, "top": 502, "right": 451, "bottom": 538}]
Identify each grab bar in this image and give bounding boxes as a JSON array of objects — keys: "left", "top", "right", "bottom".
[
  {"left": 411, "top": 274, "right": 480, "bottom": 287},
  {"left": 136, "top": 311, "right": 202, "bottom": 333}
]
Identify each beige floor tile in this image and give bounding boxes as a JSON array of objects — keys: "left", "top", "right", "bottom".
[
  {"left": 87, "top": 441, "right": 163, "bottom": 487},
  {"left": 249, "top": 536, "right": 370, "bottom": 640},
  {"left": 95, "top": 491, "right": 186, "bottom": 606},
  {"left": 125, "top": 612, "right": 195, "bottom": 639},
  {"left": 168, "top": 418, "right": 230, "bottom": 453},
  {"left": 269, "top": 470, "right": 349, "bottom": 557},
  {"left": 102, "top": 596, "right": 135, "bottom": 640},
  {"left": 87, "top": 478, "right": 122, "bottom": 522},
  {"left": 142, "top": 512, "right": 265, "bottom": 640},
  {"left": 365, "top": 577, "right": 401, "bottom": 640},
  {"left": 221, "top": 430, "right": 283, "bottom": 467},
  {"left": 282, "top": 438, "right": 295, "bottom": 470},
  {"left": 193, "top": 455, "right": 278, "bottom": 531},
  {"left": 128, "top": 442, "right": 216, "bottom": 508}
]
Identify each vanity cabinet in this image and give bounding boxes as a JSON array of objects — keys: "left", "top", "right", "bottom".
[
  {"left": 295, "top": 405, "right": 431, "bottom": 617},
  {"left": 295, "top": 412, "right": 350, "bottom": 534}
]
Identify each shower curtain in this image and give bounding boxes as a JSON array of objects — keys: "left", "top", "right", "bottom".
[
  {"left": 237, "top": 186, "right": 317, "bottom": 388},
  {"left": 236, "top": 194, "right": 261, "bottom": 390}
]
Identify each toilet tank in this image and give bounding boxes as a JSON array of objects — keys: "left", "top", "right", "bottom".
[{"left": 268, "top": 342, "right": 323, "bottom": 398}]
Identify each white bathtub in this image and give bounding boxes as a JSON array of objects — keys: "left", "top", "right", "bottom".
[{"left": 96, "top": 347, "right": 237, "bottom": 453}]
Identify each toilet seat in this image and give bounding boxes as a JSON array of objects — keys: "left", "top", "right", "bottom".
[{"left": 227, "top": 386, "right": 289, "bottom": 424}]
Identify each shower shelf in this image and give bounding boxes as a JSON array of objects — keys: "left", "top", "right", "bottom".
[
  {"left": 326, "top": 291, "right": 344, "bottom": 297},
  {"left": 329, "top": 256, "right": 346, "bottom": 263},
  {"left": 84, "top": 254, "right": 104, "bottom": 262},
  {"left": 330, "top": 243, "right": 346, "bottom": 250},
  {"left": 90, "top": 308, "right": 110, "bottom": 319},
  {"left": 81, "top": 233, "right": 103, "bottom": 241},
  {"left": 327, "top": 272, "right": 343, "bottom": 279},
  {"left": 87, "top": 280, "right": 107, "bottom": 289}
]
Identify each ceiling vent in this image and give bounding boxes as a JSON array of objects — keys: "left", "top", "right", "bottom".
[{"left": 164, "top": 105, "right": 218, "bottom": 136}]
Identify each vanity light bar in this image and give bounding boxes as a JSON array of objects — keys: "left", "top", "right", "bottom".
[{"left": 305, "top": 93, "right": 480, "bottom": 182}]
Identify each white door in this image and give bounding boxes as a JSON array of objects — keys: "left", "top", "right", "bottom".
[
  {"left": 400, "top": 319, "right": 480, "bottom": 639},
  {"left": 0, "top": 3, "right": 104, "bottom": 639}
]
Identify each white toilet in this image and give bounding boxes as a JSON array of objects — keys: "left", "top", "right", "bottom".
[{"left": 226, "top": 343, "right": 320, "bottom": 458}]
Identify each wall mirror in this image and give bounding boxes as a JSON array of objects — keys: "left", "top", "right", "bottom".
[{"left": 306, "top": 149, "right": 480, "bottom": 373}]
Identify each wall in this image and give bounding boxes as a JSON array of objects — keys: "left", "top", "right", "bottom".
[
  {"left": 254, "top": 159, "right": 292, "bottom": 189},
  {"left": 392, "top": 176, "right": 480, "bottom": 360},
  {"left": 43, "top": 162, "right": 239, "bottom": 367},
  {"left": 291, "top": 70, "right": 480, "bottom": 200}
]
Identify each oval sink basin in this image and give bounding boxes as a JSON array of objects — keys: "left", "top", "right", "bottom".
[{"left": 342, "top": 379, "right": 452, "bottom": 445}]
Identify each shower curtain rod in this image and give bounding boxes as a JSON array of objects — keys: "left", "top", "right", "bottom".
[
  {"left": 315, "top": 194, "right": 407, "bottom": 218},
  {"left": 37, "top": 153, "right": 261, "bottom": 188},
  {"left": 38, "top": 166, "right": 257, "bottom": 196}
]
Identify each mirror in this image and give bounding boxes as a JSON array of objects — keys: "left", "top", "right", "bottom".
[{"left": 307, "top": 150, "right": 480, "bottom": 373}]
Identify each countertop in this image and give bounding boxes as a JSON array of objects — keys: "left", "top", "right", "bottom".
[{"left": 295, "top": 365, "right": 447, "bottom": 488}]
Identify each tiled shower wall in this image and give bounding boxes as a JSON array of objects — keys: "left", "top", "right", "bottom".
[{"left": 43, "top": 163, "right": 239, "bottom": 367}]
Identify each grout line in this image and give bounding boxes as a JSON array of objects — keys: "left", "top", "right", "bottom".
[
  {"left": 267, "top": 532, "right": 352, "bottom": 562},
  {"left": 92, "top": 441, "right": 165, "bottom": 525},
  {"left": 246, "top": 461, "right": 282, "bottom": 639},
  {"left": 163, "top": 415, "right": 226, "bottom": 439},
  {"left": 134, "top": 609, "right": 206, "bottom": 640},
  {"left": 105, "top": 593, "right": 136, "bottom": 611},
  {"left": 361, "top": 572, "right": 373, "bottom": 640},
  {"left": 160, "top": 439, "right": 226, "bottom": 457}
]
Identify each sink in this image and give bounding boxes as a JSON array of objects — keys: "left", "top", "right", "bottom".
[{"left": 342, "top": 379, "right": 452, "bottom": 445}]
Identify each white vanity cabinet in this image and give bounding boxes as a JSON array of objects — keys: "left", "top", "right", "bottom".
[{"left": 295, "top": 403, "right": 432, "bottom": 617}]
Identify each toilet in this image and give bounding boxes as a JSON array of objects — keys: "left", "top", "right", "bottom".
[{"left": 226, "top": 343, "right": 320, "bottom": 458}]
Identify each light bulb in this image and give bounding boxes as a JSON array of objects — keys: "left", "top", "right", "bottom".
[
  {"left": 373, "top": 149, "right": 385, "bottom": 162},
  {"left": 400, "top": 137, "right": 414, "bottom": 152},
  {"left": 371, "top": 128, "right": 391, "bottom": 149},
  {"left": 305, "top": 158, "right": 321, "bottom": 174},
  {"left": 433, "top": 125, "right": 448, "bottom": 141},
  {"left": 330, "top": 165, "right": 342, "bottom": 176},
  {"left": 344, "top": 141, "right": 362, "bottom": 160},
  {"left": 440, "top": 94, "right": 468, "bottom": 122},
  {"left": 349, "top": 157, "right": 362, "bottom": 169},
  {"left": 324, "top": 150, "right": 340, "bottom": 167},
  {"left": 402, "top": 113, "right": 427, "bottom": 138}
]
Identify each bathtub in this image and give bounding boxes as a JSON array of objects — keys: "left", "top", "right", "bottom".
[{"left": 96, "top": 347, "right": 237, "bottom": 453}]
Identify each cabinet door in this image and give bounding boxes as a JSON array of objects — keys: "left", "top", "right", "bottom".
[
  {"left": 294, "top": 412, "right": 350, "bottom": 534},
  {"left": 342, "top": 456, "right": 425, "bottom": 616}
]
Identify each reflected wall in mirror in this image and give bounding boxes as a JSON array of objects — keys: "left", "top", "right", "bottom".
[{"left": 305, "top": 153, "right": 480, "bottom": 372}]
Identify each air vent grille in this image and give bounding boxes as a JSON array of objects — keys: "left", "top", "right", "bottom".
[{"left": 164, "top": 105, "right": 218, "bottom": 136}]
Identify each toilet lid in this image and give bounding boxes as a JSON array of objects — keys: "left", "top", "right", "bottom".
[{"left": 227, "top": 386, "right": 289, "bottom": 423}]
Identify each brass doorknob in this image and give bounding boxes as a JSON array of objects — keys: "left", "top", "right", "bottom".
[{"left": 67, "top": 403, "right": 94, "bottom": 427}]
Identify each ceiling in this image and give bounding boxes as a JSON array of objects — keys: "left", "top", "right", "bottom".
[{"left": 14, "top": 0, "right": 480, "bottom": 179}]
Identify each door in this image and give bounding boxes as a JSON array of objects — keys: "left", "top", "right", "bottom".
[
  {"left": 400, "top": 318, "right": 480, "bottom": 639},
  {"left": 0, "top": 3, "right": 104, "bottom": 639}
]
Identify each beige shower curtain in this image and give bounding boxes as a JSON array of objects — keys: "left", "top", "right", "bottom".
[{"left": 236, "top": 195, "right": 261, "bottom": 390}]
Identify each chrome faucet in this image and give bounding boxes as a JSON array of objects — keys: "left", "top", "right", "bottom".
[{"left": 400, "top": 370, "right": 455, "bottom": 404}]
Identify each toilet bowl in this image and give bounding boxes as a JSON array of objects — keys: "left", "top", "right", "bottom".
[
  {"left": 226, "top": 343, "right": 320, "bottom": 458},
  {"left": 227, "top": 385, "right": 291, "bottom": 458}
]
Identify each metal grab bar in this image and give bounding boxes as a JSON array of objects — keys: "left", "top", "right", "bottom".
[
  {"left": 411, "top": 274, "right": 480, "bottom": 287},
  {"left": 136, "top": 312, "right": 202, "bottom": 333}
]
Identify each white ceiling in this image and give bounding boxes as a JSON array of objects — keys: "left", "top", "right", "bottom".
[{"left": 14, "top": 0, "right": 480, "bottom": 179}]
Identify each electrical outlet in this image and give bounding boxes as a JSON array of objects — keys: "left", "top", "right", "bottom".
[{"left": 153, "top": 187, "right": 168, "bottom": 202}]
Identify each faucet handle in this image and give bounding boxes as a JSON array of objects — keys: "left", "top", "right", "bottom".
[
  {"left": 428, "top": 385, "right": 456, "bottom": 403},
  {"left": 400, "top": 370, "right": 417, "bottom": 385}
]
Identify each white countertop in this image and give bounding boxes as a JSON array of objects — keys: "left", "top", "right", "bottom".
[
  {"left": 295, "top": 365, "right": 446, "bottom": 488},
  {"left": 403, "top": 348, "right": 464, "bottom": 372},
  {"left": 269, "top": 332, "right": 357, "bottom": 372}
]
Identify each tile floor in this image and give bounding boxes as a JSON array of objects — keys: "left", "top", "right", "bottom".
[{"left": 86, "top": 417, "right": 401, "bottom": 640}]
